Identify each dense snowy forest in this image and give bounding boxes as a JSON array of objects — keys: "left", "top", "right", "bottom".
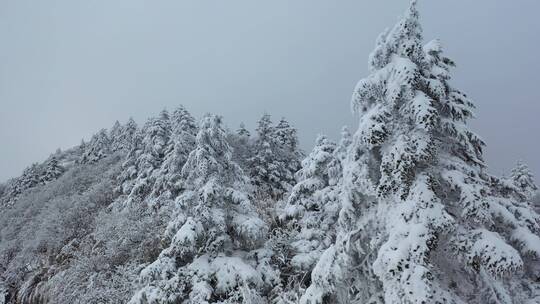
[{"left": 1, "top": 2, "right": 539, "bottom": 303}]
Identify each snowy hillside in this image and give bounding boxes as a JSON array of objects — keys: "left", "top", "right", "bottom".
[{"left": 1, "top": 2, "right": 539, "bottom": 304}]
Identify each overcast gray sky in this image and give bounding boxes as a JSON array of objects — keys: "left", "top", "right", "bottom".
[{"left": 1, "top": 0, "right": 539, "bottom": 182}]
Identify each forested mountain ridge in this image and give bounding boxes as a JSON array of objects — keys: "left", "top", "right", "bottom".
[{"left": 1, "top": 2, "right": 539, "bottom": 303}]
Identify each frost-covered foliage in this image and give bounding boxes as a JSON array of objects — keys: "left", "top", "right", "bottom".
[
  {"left": 41, "top": 157, "right": 64, "bottom": 183},
  {"left": 111, "top": 118, "right": 139, "bottom": 153},
  {"left": 0, "top": 153, "right": 125, "bottom": 303},
  {"left": 249, "top": 114, "right": 302, "bottom": 200},
  {"left": 0, "top": 104, "right": 306, "bottom": 303},
  {"left": 1, "top": 3, "right": 538, "bottom": 304},
  {"left": 0, "top": 164, "right": 41, "bottom": 207},
  {"left": 110, "top": 120, "right": 124, "bottom": 152},
  {"left": 510, "top": 160, "right": 538, "bottom": 200},
  {"left": 151, "top": 106, "right": 198, "bottom": 202},
  {"left": 117, "top": 128, "right": 143, "bottom": 195},
  {"left": 229, "top": 123, "right": 252, "bottom": 169},
  {"left": 120, "top": 110, "right": 172, "bottom": 205},
  {"left": 0, "top": 156, "right": 66, "bottom": 207},
  {"left": 301, "top": 1, "right": 540, "bottom": 303},
  {"left": 131, "top": 115, "right": 275, "bottom": 304},
  {"left": 0, "top": 135, "right": 170, "bottom": 304},
  {"left": 80, "top": 128, "right": 112, "bottom": 164},
  {"left": 237, "top": 123, "right": 250, "bottom": 138},
  {"left": 333, "top": 126, "right": 352, "bottom": 163},
  {"left": 114, "top": 107, "right": 201, "bottom": 208},
  {"left": 534, "top": 192, "right": 540, "bottom": 213},
  {"left": 277, "top": 135, "right": 342, "bottom": 296}
]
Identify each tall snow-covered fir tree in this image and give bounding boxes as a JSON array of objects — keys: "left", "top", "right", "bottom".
[
  {"left": 334, "top": 126, "right": 352, "bottom": 163},
  {"left": 250, "top": 114, "right": 301, "bottom": 200},
  {"left": 230, "top": 122, "right": 252, "bottom": 168},
  {"left": 277, "top": 135, "right": 342, "bottom": 296},
  {"left": 117, "top": 127, "right": 143, "bottom": 196},
  {"left": 142, "top": 110, "right": 172, "bottom": 162},
  {"left": 80, "top": 128, "right": 111, "bottom": 164},
  {"left": 131, "top": 114, "right": 275, "bottom": 303},
  {"left": 0, "top": 163, "right": 41, "bottom": 207},
  {"left": 274, "top": 118, "right": 299, "bottom": 154},
  {"left": 124, "top": 110, "right": 172, "bottom": 204},
  {"left": 111, "top": 118, "right": 139, "bottom": 153},
  {"left": 249, "top": 114, "right": 281, "bottom": 198},
  {"left": 301, "top": 1, "right": 540, "bottom": 304},
  {"left": 40, "top": 156, "right": 64, "bottom": 183},
  {"left": 274, "top": 117, "right": 303, "bottom": 190},
  {"left": 110, "top": 120, "right": 124, "bottom": 152},
  {"left": 237, "top": 123, "right": 251, "bottom": 139},
  {"left": 151, "top": 106, "right": 198, "bottom": 202},
  {"left": 510, "top": 160, "right": 538, "bottom": 201}
]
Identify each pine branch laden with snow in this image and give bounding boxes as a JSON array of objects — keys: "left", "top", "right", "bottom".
[{"left": 302, "top": 1, "right": 540, "bottom": 303}]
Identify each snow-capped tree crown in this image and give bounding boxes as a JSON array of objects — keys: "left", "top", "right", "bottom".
[
  {"left": 352, "top": 0, "right": 484, "bottom": 199},
  {"left": 237, "top": 122, "right": 250, "bottom": 138},
  {"left": 510, "top": 160, "right": 538, "bottom": 198},
  {"left": 181, "top": 114, "right": 245, "bottom": 189},
  {"left": 80, "top": 128, "right": 111, "bottom": 164},
  {"left": 300, "top": 1, "right": 540, "bottom": 304}
]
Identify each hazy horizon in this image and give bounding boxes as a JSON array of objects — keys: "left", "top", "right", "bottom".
[{"left": 1, "top": 0, "right": 539, "bottom": 182}]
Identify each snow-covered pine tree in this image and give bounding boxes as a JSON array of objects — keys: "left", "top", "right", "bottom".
[
  {"left": 110, "top": 118, "right": 139, "bottom": 153},
  {"left": 302, "top": 1, "right": 540, "bottom": 303},
  {"left": 110, "top": 120, "right": 124, "bottom": 152},
  {"left": 1, "top": 163, "right": 41, "bottom": 206},
  {"left": 333, "top": 126, "right": 352, "bottom": 163},
  {"left": 250, "top": 114, "right": 301, "bottom": 199},
  {"left": 278, "top": 135, "right": 342, "bottom": 293},
  {"left": 124, "top": 117, "right": 139, "bottom": 142},
  {"left": 78, "top": 138, "right": 87, "bottom": 155},
  {"left": 114, "top": 118, "right": 141, "bottom": 196},
  {"left": 117, "top": 128, "right": 143, "bottom": 196},
  {"left": 151, "top": 106, "right": 198, "bottom": 202},
  {"left": 80, "top": 129, "right": 111, "bottom": 164},
  {"left": 40, "top": 156, "right": 64, "bottom": 183},
  {"left": 143, "top": 110, "right": 171, "bottom": 162},
  {"left": 274, "top": 117, "right": 303, "bottom": 190},
  {"left": 228, "top": 122, "right": 253, "bottom": 171},
  {"left": 326, "top": 126, "right": 352, "bottom": 185},
  {"left": 170, "top": 106, "right": 197, "bottom": 138},
  {"left": 250, "top": 114, "right": 281, "bottom": 199},
  {"left": 131, "top": 114, "right": 275, "bottom": 303},
  {"left": 274, "top": 118, "right": 299, "bottom": 153},
  {"left": 510, "top": 160, "right": 538, "bottom": 200},
  {"left": 237, "top": 122, "right": 251, "bottom": 139},
  {"left": 18, "top": 163, "right": 41, "bottom": 190},
  {"left": 126, "top": 110, "right": 171, "bottom": 204}
]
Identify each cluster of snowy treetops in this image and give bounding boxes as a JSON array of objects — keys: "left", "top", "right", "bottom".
[{"left": 1, "top": 1, "right": 539, "bottom": 303}]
